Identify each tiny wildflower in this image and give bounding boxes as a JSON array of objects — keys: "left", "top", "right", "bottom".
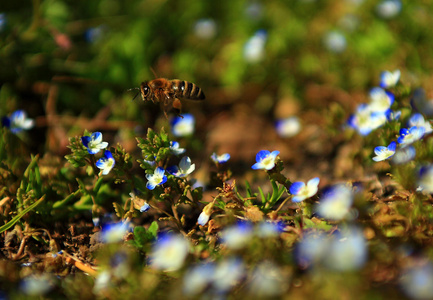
[
  {"left": 167, "top": 156, "right": 195, "bottom": 177},
  {"left": 324, "top": 227, "right": 367, "bottom": 271},
  {"left": 140, "top": 202, "right": 150, "bottom": 212},
  {"left": 251, "top": 150, "right": 280, "bottom": 170},
  {"left": 408, "top": 113, "right": 432, "bottom": 134},
  {"left": 169, "top": 141, "right": 186, "bottom": 155},
  {"left": 296, "top": 231, "right": 328, "bottom": 268},
  {"left": 213, "top": 257, "right": 245, "bottom": 292},
  {"left": 411, "top": 88, "right": 433, "bottom": 117},
  {"left": 244, "top": 29, "right": 267, "bottom": 62},
  {"left": 197, "top": 202, "right": 214, "bottom": 226},
  {"left": 376, "top": 0, "right": 402, "bottom": 19},
  {"left": 93, "top": 271, "right": 111, "bottom": 294},
  {"left": 220, "top": 222, "right": 253, "bottom": 250},
  {"left": 183, "top": 263, "right": 216, "bottom": 296},
  {"left": 379, "top": 69, "right": 401, "bottom": 88},
  {"left": 417, "top": 165, "right": 433, "bottom": 194},
  {"left": 20, "top": 274, "right": 54, "bottom": 296},
  {"left": 347, "top": 104, "right": 387, "bottom": 135},
  {"left": 255, "top": 221, "right": 283, "bottom": 238},
  {"left": 289, "top": 177, "right": 320, "bottom": 202},
  {"left": 194, "top": 18, "right": 217, "bottom": 40},
  {"left": 372, "top": 141, "right": 397, "bottom": 162},
  {"left": 397, "top": 126, "right": 425, "bottom": 146},
  {"left": 150, "top": 234, "right": 190, "bottom": 271},
  {"left": 2, "top": 110, "right": 34, "bottom": 133},
  {"left": 210, "top": 152, "right": 231, "bottom": 164},
  {"left": 81, "top": 132, "right": 109, "bottom": 154},
  {"left": 315, "top": 185, "right": 354, "bottom": 221},
  {"left": 385, "top": 109, "right": 401, "bottom": 121},
  {"left": 368, "top": 87, "right": 394, "bottom": 112},
  {"left": 101, "top": 222, "right": 129, "bottom": 243},
  {"left": 84, "top": 25, "right": 105, "bottom": 43},
  {"left": 248, "top": 261, "right": 285, "bottom": 297},
  {"left": 392, "top": 146, "right": 416, "bottom": 164},
  {"left": 400, "top": 260, "right": 433, "bottom": 300},
  {"left": 146, "top": 167, "right": 167, "bottom": 190},
  {"left": 323, "top": 30, "right": 346, "bottom": 53},
  {"left": 171, "top": 114, "right": 195, "bottom": 137},
  {"left": 275, "top": 116, "right": 301, "bottom": 138},
  {"left": 95, "top": 150, "right": 115, "bottom": 175}
]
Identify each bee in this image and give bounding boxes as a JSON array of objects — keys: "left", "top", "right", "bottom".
[{"left": 130, "top": 78, "right": 205, "bottom": 118}]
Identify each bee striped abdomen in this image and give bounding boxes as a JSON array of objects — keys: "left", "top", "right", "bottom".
[{"left": 172, "top": 80, "right": 205, "bottom": 100}]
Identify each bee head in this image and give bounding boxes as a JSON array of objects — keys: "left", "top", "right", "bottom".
[{"left": 140, "top": 82, "right": 151, "bottom": 100}]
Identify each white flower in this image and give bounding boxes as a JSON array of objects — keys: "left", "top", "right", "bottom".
[
  {"left": 376, "top": 0, "right": 402, "bottom": 19},
  {"left": 392, "top": 146, "right": 416, "bottom": 164},
  {"left": 380, "top": 69, "right": 401, "bottom": 88},
  {"left": 248, "top": 261, "right": 285, "bottom": 297},
  {"left": 95, "top": 150, "right": 115, "bottom": 175},
  {"left": 368, "top": 87, "right": 394, "bottom": 112},
  {"left": 315, "top": 185, "right": 354, "bottom": 221},
  {"left": 244, "top": 30, "right": 267, "bottom": 62},
  {"left": 183, "top": 263, "right": 215, "bottom": 295},
  {"left": 397, "top": 126, "right": 425, "bottom": 146},
  {"left": 146, "top": 167, "right": 167, "bottom": 190},
  {"left": 418, "top": 166, "right": 433, "bottom": 194},
  {"left": 324, "top": 30, "right": 346, "bottom": 53},
  {"left": 408, "top": 113, "right": 433, "bottom": 134},
  {"left": 171, "top": 114, "right": 195, "bottom": 137},
  {"left": 150, "top": 234, "right": 189, "bottom": 271},
  {"left": 167, "top": 156, "right": 195, "bottom": 177},
  {"left": 251, "top": 150, "right": 279, "bottom": 170},
  {"left": 213, "top": 258, "right": 245, "bottom": 292},
  {"left": 169, "top": 141, "right": 186, "bottom": 155},
  {"left": 194, "top": 18, "right": 217, "bottom": 40},
  {"left": 289, "top": 177, "right": 320, "bottom": 202},
  {"left": 81, "top": 132, "right": 109, "bottom": 154},
  {"left": 101, "top": 222, "right": 129, "bottom": 243},
  {"left": 275, "top": 116, "right": 301, "bottom": 138},
  {"left": 400, "top": 260, "right": 433, "bottom": 300},
  {"left": 220, "top": 222, "right": 253, "bottom": 250},
  {"left": 3, "top": 110, "right": 34, "bottom": 134},
  {"left": 210, "top": 152, "right": 231, "bottom": 164},
  {"left": 372, "top": 141, "right": 397, "bottom": 162}
]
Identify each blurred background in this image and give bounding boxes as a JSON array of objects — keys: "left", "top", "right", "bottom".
[{"left": 1, "top": 0, "right": 432, "bottom": 180}]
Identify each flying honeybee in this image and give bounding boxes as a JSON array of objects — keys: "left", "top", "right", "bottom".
[{"left": 129, "top": 78, "right": 205, "bottom": 118}]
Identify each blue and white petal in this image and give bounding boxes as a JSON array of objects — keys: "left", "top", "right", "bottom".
[
  {"left": 171, "top": 114, "right": 195, "bottom": 137},
  {"left": 169, "top": 141, "right": 186, "bottom": 155},
  {"left": 397, "top": 126, "right": 425, "bottom": 146},
  {"left": 146, "top": 167, "right": 167, "bottom": 190},
  {"left": 368, "top": 87, "right": 394, "bottom": 112},
  {"left": 379, "top": 70, "right": 401, "bottom": 88},
  {"left": 408, "top": 113, "right": 433, "bottom": 134},
  {"left": 251, "top": 150, "right": 280, "bottom": 170},
  {"left": 95, "top": 150, "right": 115, "bottom": 175},
  {"left": 210, "top": 152, "right": 231, "bottom": 164},
  {"left": 372, "top": 141, "right": 397, "bottom": 162}
]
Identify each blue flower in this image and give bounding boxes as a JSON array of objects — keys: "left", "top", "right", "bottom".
[
  {"left": 376, "top": 0, "right": 402, "bottom": 19},
  {"left": 193, "top": 18, "right": 217, "bottom": 40},
  {"left": 379, "top": 70, "right": 400, "bottom": 88},
  {"left": 315, "top": 185, "right": 354, "bottom": 220},
  {"left": 95, "top": 150, "right": 115, "bottom": 175},
  {"left": 391, "top": 146, "right": 416, "bottom": 164},
  {"left": 183, "top": 263, "right": 216, "bottom": 296},
  {"left": 169, "top": 141, "right": 186, "bottom": 155},
  {"left": 397, "top": 126, "right": 425, "bottom": 146},
  {"left": 385, "top": 109, "right": 401, "bottom": 121},
  {"left": 210, "top": 152, "right": 231, "bottom": 164},
  {"left": 251, "top": 150, "right": 280, "bottom": 170},
  {"left": 171, "top": 114, "right": 195, "bottom": 137},
  {"left": 368, "top": 87, "right": 394, "bottom": 112},
  {"left": 275, "top": 116, "right": 301, "bottom": 138},
  {"left": 323, "top": 30, "right": 346, "bottom": 53},
  {"left": 81, "top": 132, "right": 109, "bottom": 154},
  {"left": 150, "top": 233, "right": 190, "bottom": 271},
  {"left": 418, "top": 165, "right": 433, "bottom": 194},
  {"left": 372, "top": 141, "right": 397, "bottom": 162},
  {"left": 146, "top": 167, "right": 167, "bottom": 190},
  {"left": 167, "top": 156, "right": 195, "bottom": 177},
  {"left": 400, "top": 260, "right": 433, "bottom": 300},
  {"left": 347, "top": 104, "right": 387, "bottom": 136},
  {"left": 2, "top": 110, "right": 34, "bottom": 133},
  {"left": 101, "top": 222, "right": 130, "bottom": 243},
  {"left": 244, "top": 29, "right": 267, "bottom": 62},
  {"left": 290, "top": 177, "right": 320, "bottom": 202},
  {"left": 408, "top": 113, "right": 432, "bottom": 134},
  {"left": 220, "top": 222, "right": 253, "bottom": 250},
  {"left": 140, "top": 202, "right": 150, "bottom": 212}
]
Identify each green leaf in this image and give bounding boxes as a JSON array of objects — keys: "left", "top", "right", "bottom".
[{"left": 0, "top": 196, "right": 45, "bottom": 234}]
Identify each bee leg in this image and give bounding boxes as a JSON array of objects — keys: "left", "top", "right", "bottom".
[{"left": 173, "top": 98, "right": 184, "bottom": 118}]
